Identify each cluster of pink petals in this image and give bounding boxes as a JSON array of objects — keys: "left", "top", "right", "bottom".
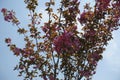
[
  {"left": 53, "top": 31, "right": 80, "bottom": 54},
  {"left": 43, "top": 76, "right": 47, "bottom": 80},
  {"left": 13, "top": 47, "right": 34, "bottom": 57},
  {"left": 79, "top": 53, "right": 101, "bottom": 78},
  {"left": 90, "top": 53, "right": 101, "bottom": 61},
  {"left": 78, "top": 11, "right": 93, "bottom": 24},
  {"left": 49, "top": 74, "right": 54, "bottom": 80},
  {"left": 80, "top": 70, "right": 91, "bottom": 78},
  {"left": 85, "top": 29, "right": 96, "bottom": 37},
  {"left": 42, "top": 23, "right": 49, "bottom": 33},
  {"left": 1, "top": 8, "right": 20, "bottom": 25},
  {"left": 42, "top": 74, "right": 54, "bottom": 80},
  {"left": 96, "top": 0, "right": 110, "bottom": 11},
  {"left": 5, "top": 38, "right": 11, "bottom": 43},
  {"left": 88, "top": 53, "right": 102, "bottom": 66},
  {"left": 78, "top": 11, "right": 87, "bottom": 24},
  {"left": 115, "top": 0, "right": 120, "bottom": 7},
  {"left": 13, "top": 47, "right": 21, "bottom": 56}
]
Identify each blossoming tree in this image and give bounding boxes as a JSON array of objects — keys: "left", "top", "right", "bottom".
[{"left": 1, "top": 0, "right": 120, "bottom": 80}]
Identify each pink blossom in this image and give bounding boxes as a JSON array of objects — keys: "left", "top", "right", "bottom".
[
  {"left": 53, "top": 31, "right": 80, "bottom": 54},
  {"left": 96, "top": 0, "right": 110, "bottom": 11},
  {"left": 86, "top": 29, "right": 96, "bottom": 36},
  {"left": 113, "top": 1, "right": 120, "bottom": 7},
  {"left": 5, "top": 38, "right": 11, "bottom": 43},
  {"left": 80, "top": 70, "right": 91, "bottom": 77},
  {"left": 92, "top": 53, "right": 101, "bottom": 61},
  {"left": 13, "top": 47, "right": 21, "bottom": 56},
  {"left": 116, "top": 1, "right": 120, "bottom": 7},
  {"left": 78, "top": 11, "right": 94, "bottom": 24},
  {"left": 78, "top": 11, "right": 87, "bottom": 24},
  {"left": 19, "top": 64, "right": 24, "bottom": 70},
  {"left": 1, "top": 9, "right": 13, "bottom": 22},
  {"left": 1, "top": 8, "right": 7, "bottom": 13},
  {"left": 1, "top": 8, "right": 20, "bottom": 25},
  {"left": 73, "top": 0, "right": 78, "bottom": 3},
  {"left": 42, "top": 23, "right": 49, "bottom": 33},
  {"left": 49, "top": 73, "right": 54, "bottom": 80},
  {"left": 88, "top": 53, "right": 102, "bottom": 64},
  {"left": 43, "top": 75, "right": 48, "bottom": 80},
  {"left": 22, "top": 48, "right": 33, "bottom": 57},
  {"left": 83, "top": 29, "right": 96, "bottom": 43},
  {"left": 4, "top": 13, "right": 13, "bottom": 22}
]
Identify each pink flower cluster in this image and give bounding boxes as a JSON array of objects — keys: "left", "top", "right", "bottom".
[
  {"left": 115, "top": 0, "right": 120, "bottom": 7},
  {"left": 78, "top": 11, "right": 87, "bottom": 24},
  {"left": 43, "top": 74, "right": 54, "bottom": 80},
  {"left": 5, "top": 38, "right": 11, "bottom": 46},
  {"left": 42, "top": 23, "right": 49, "bottom": 33},
  {"left": 88, "top": 53, "right": 102, "bottom": 66},
  {"left": 12, "top": 47, "right": 34, "bottom": 57},
  {"left": 13, "top": 47, "right": 21, "bottom": 56},
  {"left": 1, "top": 8, "right": 20, "bottom": 25},
  {"left": 80, "top": 70, "right": 91, "bottom": 78},
  {"left": 43, "top": 76, "right": 47, "bottom": 80},
  {"left": 53, "top": 31, "right": 80, "bottom": 54},
  {"left": 5, "top": 38, "right": 11, "bottom": 43},
  {"left": 78, "top": 11, "right": 93, "bottom": 24},
  {"left": 85, "top": 29, "right": 96, "bottom": 37},
  {"left": 49, "top": 73, "right": 54, "bottom": 80},
  {"left": 96, "top": 0, "right": 110, "bottom": 11}
]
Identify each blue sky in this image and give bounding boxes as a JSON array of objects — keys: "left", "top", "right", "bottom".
[{"left": 0, "top": 0, "right": 120, "bottom": 80}]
